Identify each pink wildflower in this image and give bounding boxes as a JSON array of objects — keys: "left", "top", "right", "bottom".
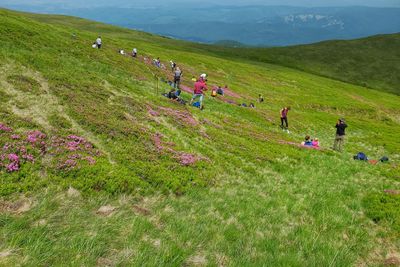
[
  {"left": 68, "top": 135, "right": 86, "bottom": 143},
  {"left": 6, "top": 162, "right": 19, "bottom": 172},
  {"left": 11, "top": 134, "right": 20, "bottom": 140},
  {"left": 58, "top": 159, "right": 77, "bottom": 170},
  {"left": 68, "top": 154, "right": 82, "bottom": 160},
  {"left": 177, "top": 153, "right": 199, "bottom": 166},
  {"left": 3, "top": 143, "right": 11, "bottom": 151},
  {"left": 8, "top": 154, "right": 19, "bottom": 162},
  {"left": 152, "top": 133, "right": 164, "bottom": 151},
  {"left": 85, "top": 156, "right": 96, "bottom": 165},
  {"left": 22, "top": 154, "right": 34, "bottom": 162},
  {"left": 0, "top": 123, "right": 12, "bottom": 132},
  {"left": 66, "top": 141, "right": 80, "bottom": 151},
  {"left": 27, "top": 130, "right": 46, "bottom": 144}
]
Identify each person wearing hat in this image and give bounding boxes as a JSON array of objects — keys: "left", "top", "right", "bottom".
[
  {"left": 190, "top": 78, "right": 207, "bottom": 110},
  {"left": 200, "top": 73, "right": 207, "bottom": 82},
  {"left": 333, "top": 118, "right": 347, "bottom": 152}
]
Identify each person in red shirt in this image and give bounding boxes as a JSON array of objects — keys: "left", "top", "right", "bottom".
[{"left": 190, "top": 78, "right": 207, "bottom": 109}]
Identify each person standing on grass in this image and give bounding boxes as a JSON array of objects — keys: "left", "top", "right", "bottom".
[
  {"left": 173, "top": 67, "right": 182, "bottom": 88},
  {"left": 259, "top": 94, "right": 264, "bottom": 103},
  {"left": 170, "top": 61, "right": 177, "bottom": 72},
  {"left": 280, "top": 106, "right": 290, "bottom": 130},
  {"left": 96, "top": 36, "right": 102, "bottom": 49},
  {"left": 190, "top": 78, "right": 207, "bottom": 110},
  {"left": 333, "top": 118, "right": 348, "bottom": 152}
]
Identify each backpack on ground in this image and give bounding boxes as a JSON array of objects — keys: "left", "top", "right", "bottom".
[
  {"left": 380, "top": 156, "right": 389, "bottom": 163},
  {"left": 192, "top": 102, "right": 201, "bottom": 108},
  {"left": 353, "top": 152, "right": 368, "bottom": 161}
]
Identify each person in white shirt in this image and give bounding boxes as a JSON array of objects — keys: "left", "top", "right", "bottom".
[{"left": 96, "top": 36, "right": 102, "bottom": 49}]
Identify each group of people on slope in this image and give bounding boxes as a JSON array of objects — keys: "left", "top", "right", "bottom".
[
  {"left": 211, "top": 86, "right": 225, "bottom": 97},
  {"left": 280, "top": 107, "right": 348, "bottom": 151},
  {"left": 92, "top": 35, "right": 350, "bottom": 152},
  {"left": 95, "top": 36, "right": 138, "bottom": 59}
]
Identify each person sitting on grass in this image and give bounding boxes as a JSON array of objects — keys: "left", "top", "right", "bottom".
[
  {"left": 301, "top": 136, "right": 313, "bottom": 146},
  {"left": 168, "top": 88, "right": 178, "bottom": 100},
  {"left": 211, "top": 88, "right": 217, "bottom": 97},
  {"left": 153, "top": 58, "right": 161, "bottom": 68},
  {"left": 217, "top": 86, "right": 224, "bottom": 95},
  {"left": 312, "top": 138, "right": 320, "bottom": 148}
]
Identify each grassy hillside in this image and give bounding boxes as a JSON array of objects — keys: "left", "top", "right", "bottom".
[
  {"left": 0, "top": 9, "right": 400, "bottom": 266},
  {"left": 192, "top": 33, "right": 400, "bottom": 95},
  {"left": 257, "top": 34, "right": 400, "bottom": 95}
]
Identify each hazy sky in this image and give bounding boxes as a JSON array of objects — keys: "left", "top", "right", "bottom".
[{"left": 1, "top": 0, "right": 399, "bottom": 8}]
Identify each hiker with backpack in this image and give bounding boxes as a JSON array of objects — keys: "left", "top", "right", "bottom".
[
  {"left": 190, "top": 78, "right": 207, "bottom": 110},
  {"left": 95, "top": 36, "right": 102, "bottom": 49},
  {"left": 173, "top": 67, "right": 182, "bottom": 88},
  {"left": 333, "top": 118, "right": 348, "bottom": 152},
  {"left": 280, "top": 107, "right": 291, "bottom": 131}
]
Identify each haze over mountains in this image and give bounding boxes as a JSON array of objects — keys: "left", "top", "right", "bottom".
[{"left": 2, "top": 1, "right": 400, "bottom": 46}]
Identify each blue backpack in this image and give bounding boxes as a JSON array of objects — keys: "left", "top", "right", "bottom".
[
  {"left": 354, "top": 152, "right": 368, "bottom": 161},
  {"left": 192, "top": 102, "right": 201, "bottom": 108}
]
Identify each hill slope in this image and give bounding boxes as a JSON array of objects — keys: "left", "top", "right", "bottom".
[
  {"left": 193, "top": 33, "right": 400, "bottom": 95},
  {"left": 254, "top": 34, "right": 400, "bottom": 95},
  {"left": 0, "top": 9, "right": 399, "bottom": 266}
]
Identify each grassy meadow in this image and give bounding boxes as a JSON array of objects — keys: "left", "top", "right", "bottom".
[{"left": 0, "top": 8, "right": 399, "bottom": 266}]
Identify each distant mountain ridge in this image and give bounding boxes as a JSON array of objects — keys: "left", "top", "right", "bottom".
[{"left": 2, "top": 5, "right": 400, "bottom": 46}]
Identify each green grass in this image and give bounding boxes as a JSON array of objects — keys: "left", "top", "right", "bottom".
[{"left": 0, "top": 8, "right": 399, "bottom": 266}]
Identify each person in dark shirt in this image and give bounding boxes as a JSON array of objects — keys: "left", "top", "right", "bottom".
[
  {"left": 333, "top": 118, "right": 348, "bottom": 152},
  {"left": 280, "top": 107, "right": 290, "bottom": 130}
]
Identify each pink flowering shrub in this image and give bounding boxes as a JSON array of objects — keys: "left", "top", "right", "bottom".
[
  {"left": 11, "top": 134, "right": 20, "bottom": 140},
  {"left": 0, "top": 122, "right": 100, "bottom": 173},
  {"left": 0, "top": 124, "right": 12, "bottom": 132},
  {"left": 49, "top": 135, "right": 100, "bottom": 170},
  {"left": 147, "top": 105, "right": 198, "bottom": 127},
  {"left": 159, "top": 107, "right": 198, "bottom": 126},
  {"left": 152, "top": 132, "right": 207, "bottom": 166},
  {"left": 176, "top": 153, "right": 201, "bottom": 166}
]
